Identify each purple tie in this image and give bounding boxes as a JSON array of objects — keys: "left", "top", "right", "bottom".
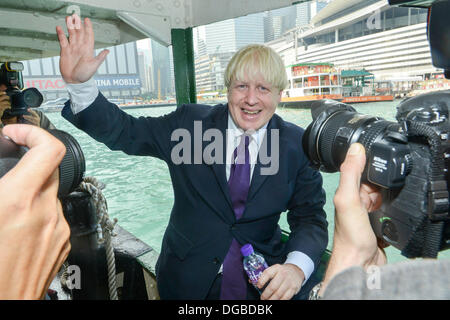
[{"left": 220, "top": 135, "right": 250, "bottom": 300}]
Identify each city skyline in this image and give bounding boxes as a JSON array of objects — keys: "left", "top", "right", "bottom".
[
  {"left": 137, "top": 1, "right": 329, "bottom": 96},
  {"left": 20, "top": 0, "right": 438, "bottom": 102}
]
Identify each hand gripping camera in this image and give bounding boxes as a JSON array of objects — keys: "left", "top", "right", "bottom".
[
  {"left": 302, "top": 91, "right": 450, "bottom": 258},
  {"left": 0, "top": 61, "right": 43, "bottom": 121},
  {"left": 0, "top": 129, "right": 85, "bottom": 198}
]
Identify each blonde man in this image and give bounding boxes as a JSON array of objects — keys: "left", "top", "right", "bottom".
[{"left": 57, "top": 15, "right": 328, "bottom": 300}]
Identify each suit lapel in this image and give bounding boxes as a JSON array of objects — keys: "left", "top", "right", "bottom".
[
  {"left": 203, "top": 105, "right": 234, "bottom": 214},
  {"left": 247, "top": 117, "right": 281, "bottom": 202}
]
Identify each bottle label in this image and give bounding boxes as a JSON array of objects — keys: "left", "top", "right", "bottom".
[{"left": 246, "top": 264, "right": 267, "bottom": 285}]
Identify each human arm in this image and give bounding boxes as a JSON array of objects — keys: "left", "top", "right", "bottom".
[
  {"left": 258, "top": 153, "right": 328, "bottom": 300},
  {"left": 62, "top": 91, "right": 185, "bottom": 161},
  {"left": 57, "top": 14, "right": 183, "bottom": 160},
  {"left": 0, "top": 124, "right": 71, "bottom": 299},
  {"left": 321, "top": 257, "right": 450, "bottom": 300},
  {"left": 319, "top": 143, "right": 386, "bottom": 297}
]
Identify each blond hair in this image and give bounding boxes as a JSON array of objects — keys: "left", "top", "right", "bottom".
[{"left": 224, "top": 44, "right": 288, "bottom": 92}]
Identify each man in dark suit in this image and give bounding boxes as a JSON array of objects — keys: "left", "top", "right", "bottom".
[{"left": 56, "top": 14, "right": 328, "bottom": 300}]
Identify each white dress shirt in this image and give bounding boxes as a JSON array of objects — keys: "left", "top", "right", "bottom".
[{"left": 66, "top": 79, "right": 315, "bottom": 285}]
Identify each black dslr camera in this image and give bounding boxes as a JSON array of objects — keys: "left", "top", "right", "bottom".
[
  {"left": 0, "top": 62, "right": 85, "bottom": 196},
  {"left": 303, "top": 91, "right": 450, "bottom": 258},
  {"left": 0, "top": 61, "right": 43, "bottom": 121}
]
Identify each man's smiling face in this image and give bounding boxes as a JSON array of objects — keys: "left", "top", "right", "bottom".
[{"left": 227, "top": 72, "right": 281, "bottom": 131}]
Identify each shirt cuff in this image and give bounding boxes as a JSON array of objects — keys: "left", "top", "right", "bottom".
[
  {"left": 284, "top": 251, "right": 315, "bottom": 286},
  {"left": 66, "top": 78, "right": 99, "bottom": 114}
]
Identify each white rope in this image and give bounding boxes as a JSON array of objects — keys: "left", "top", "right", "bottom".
[
  {"left": 60, "top": 262, "right": 69, "bottom": 290},
  {"left": 79, "top": 176, "right": 119, "bottom": 300}
]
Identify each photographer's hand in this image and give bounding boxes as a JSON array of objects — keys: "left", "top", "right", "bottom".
[
  {"left": 0, "top": 91, "right": 16, "bottom": 125},
  {"left": 0, "top": 124, "right": 71, "bottom": 299},
  {"left": 22, "top": 108, "right": 42, "bottom": 127},
  {"left": 0, "top": 91, "right": 9, "bottom": 114},
  {"left": 319, "top": 143, "right": 386, "bottom": 296},
  {"left": 56, "top": 14, "right": 109, "bottom": 84}
]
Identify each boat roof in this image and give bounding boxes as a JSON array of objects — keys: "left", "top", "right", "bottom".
[
  {"left": 288, "top": 62, "right": 335, "bottom": 68},
  {"left": 0, "top": 0, "right": 304, "bottom": 62},
  {"left": 341, "top": 70, "right": 374, "bottom": 77}
]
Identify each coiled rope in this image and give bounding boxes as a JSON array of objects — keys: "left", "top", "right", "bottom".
[{"left": 78, "top": 176, "right": 119, "bottom": 300}]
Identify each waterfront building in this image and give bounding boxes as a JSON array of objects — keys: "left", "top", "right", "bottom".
[
  {"left": 151, "top": 40, "right": 174, "bottom": 99},
  {"left": 263, "top": 14, "right": 275, "bottom": 43},
  {"left": 195, "top": 52, "right": 234, "bottom": 93},
  {"left": 138, "top": 52, "right": 152, "bottom": 94},
  {"left": 195, "top": 2, "right": 330, "bottom": 94},
  {"left": 296, "top": 0, "right": 329, "bottom": 28},
  {"left": 264, "top": 6, "right": 298, "bottom": 42},
  {"left": 204, "top": 14, "right": 265, "bottom": 55},
  {"left": 168, "top": 46, "right": 175, "bottom": 99},
  {"left": 268, "top": 0, "right": 441, "bottom": 93},
  {"left": 196, "top": 32, "right": 208, "bottom": 58}
]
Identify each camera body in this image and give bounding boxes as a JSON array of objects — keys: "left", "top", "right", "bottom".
[
  {"left": 303, "top": 91, "right": 450, "bottom": 258},
  {"left": 0, "top": 62, "right": 43, "bottom": 120}
]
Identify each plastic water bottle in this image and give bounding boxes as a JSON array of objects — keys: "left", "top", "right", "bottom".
[{"left": 241, "top": 243, "right": 268, "bottom": 290}]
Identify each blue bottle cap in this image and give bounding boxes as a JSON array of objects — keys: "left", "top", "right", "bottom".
[{"left": 241, "top": 243, "right": 254, "bottom": 257}]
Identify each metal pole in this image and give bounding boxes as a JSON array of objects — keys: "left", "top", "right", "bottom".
[{"left": 171, "top": 28, "right": 197, "bottom": 106}]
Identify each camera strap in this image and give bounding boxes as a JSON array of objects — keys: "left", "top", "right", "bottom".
[{"left": 401, "top": 120, "right": 448, "bottom": 258}]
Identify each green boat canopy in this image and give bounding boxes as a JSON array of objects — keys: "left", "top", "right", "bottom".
[{"left": 341, "top": 69, "right": 374, "bottom": 78}]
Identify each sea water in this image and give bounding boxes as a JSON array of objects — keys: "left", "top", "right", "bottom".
[{"left": 44, "top": 100, "right": 450, "bottom": 263}]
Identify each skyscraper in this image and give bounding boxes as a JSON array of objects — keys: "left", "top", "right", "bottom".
[
  {"left": 204, "top": 13, "right": 265, "bottom": 55},
  {"left": 137, "top": 52, "right": 149, "bottom": 93},
  {"left": 296, "top": 0, "right": 329, "bottom": 28},
  {"left": 263, "top": 13, "right": 275, "bottom": 43},
  {"left": 151, "top": 40, "right": 173, "bottom": 98}
]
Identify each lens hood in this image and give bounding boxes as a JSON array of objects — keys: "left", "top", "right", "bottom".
[
  {"left": 48, "top": 129, "right": 85, "bottom": 197},
  {"left": 303, "top": 99, "right": 356, "bottom": 170}
]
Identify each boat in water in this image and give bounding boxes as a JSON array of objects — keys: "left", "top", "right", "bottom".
[
  {"left": 341, "top": 70, "right": 395, "bottom": 103},
  {"left": 280, "top": 63, "right": 394, "bottom": 108},
  {"left": 281, "top": 63, "right": 343, "bottom": 108}
]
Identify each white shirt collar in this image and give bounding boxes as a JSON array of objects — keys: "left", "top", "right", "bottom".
[{"left": 227, "top": 112, "right": 268, "bottom": 148}]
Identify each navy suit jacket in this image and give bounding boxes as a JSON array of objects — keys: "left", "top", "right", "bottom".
[{"left": 62, "top": 93, "right": 328, "bottom": 299}]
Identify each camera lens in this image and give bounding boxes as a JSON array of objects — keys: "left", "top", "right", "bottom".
[
  {"left": 48, "top": 129, "right": 85, "bottom": 197},
  {"left": 22, "top": 88, "right": 43, "bottom": 108},
  {"left": 303, "top": 100, "right": 393, "bottom": 172}
]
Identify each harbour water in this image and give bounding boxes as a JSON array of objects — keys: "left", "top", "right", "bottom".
[{"left": 45, "top": 100, "right": 449, "bottom": 263}]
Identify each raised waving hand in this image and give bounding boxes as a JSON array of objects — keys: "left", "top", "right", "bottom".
[{"left": 56, "top": 14, "right": 109, "bottom": 84}]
